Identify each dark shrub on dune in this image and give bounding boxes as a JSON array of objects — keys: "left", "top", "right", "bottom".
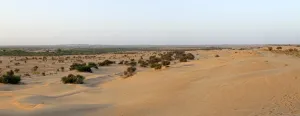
[
  {"left": 0, "top": 70, "right": 21, "bottom": 84},
  {"left": 148, "top": 56, "right": 161, "bottom": 64},
  {"left": 139, "top": 60, "right": 149, "bottom": 67},
  {"left": 186, "top": 53, "right": 195, "bottom": 60},
  {"left": 268, "top": 47, "right": 273, "bottom": 51},
  {"left": 150, "top": 63, "right": 162, "bottom": 70},
  {"left": 129, "top": 61, "right": 137, "bottom": 66},
  {"left": 99, "top": 60, "right": 115, "bottom": 66},
  {"left": 118, "top": 60, "right": 124, "bottom": 64},
  {"left": 88, "top": 62, "right": 98, "bottom": 69},
  {"left": 276, "top": 46, "right": 282, "bottom": 50},
  {"left": 123, "top": 66, "right": 137, "bottom": 78},
  {"left": 61, "top": 74, "right": 85, "bottom": 84},
  {"left": 179, "top": 57, "right": 188, "bottom": 62},
  {"left": 69, "top": 63, "right": 92, "bottom": 73},
  {"left": 162, "top": 60, "right": 171, "bottom": 66}
]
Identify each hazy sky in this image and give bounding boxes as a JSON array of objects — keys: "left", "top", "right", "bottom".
[{"left": 0, "top": 0, "right": 299, "bottom": 45}]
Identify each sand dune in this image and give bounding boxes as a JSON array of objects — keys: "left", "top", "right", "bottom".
[{"left": 1, "top": 49, "right": 300, "bottom": 116}]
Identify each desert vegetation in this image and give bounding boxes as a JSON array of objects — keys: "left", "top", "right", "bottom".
[
  {"left": 69, "top": 63, "right": 92, "bottom": 73},
  {"left": 0, "top": 70, "right": 21, "bottom": 84},
  {"left": 61, "top": 74, "right": 85, "bottom": 84}
]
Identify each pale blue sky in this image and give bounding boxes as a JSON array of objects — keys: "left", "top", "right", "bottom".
[{"left": 0, "top": 0, "right": 299, "bottom": 45}]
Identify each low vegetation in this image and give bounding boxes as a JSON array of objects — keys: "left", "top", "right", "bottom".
[
  {"left": 61, "top": 74, "right": 85, "bottom": 84},
  {"left": 99, "top": 60, "right": 115, "bottom": 66},
  {"left": 123, "top": 66, "right": 137, "bottom": 78},
  {"left": 70, "top": 63, "right": 92, "bottom": 73},
  {"left": 0, "top": 70, "right": 21, "bottom": 84}
]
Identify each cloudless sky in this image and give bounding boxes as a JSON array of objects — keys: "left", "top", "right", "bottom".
[{"left": 0, "top": 0, "right": 299, "bottom": 45}]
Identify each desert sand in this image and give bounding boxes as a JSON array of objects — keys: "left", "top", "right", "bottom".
[{"left": 1, "top": 48, "right": 300, "bottom": 116}]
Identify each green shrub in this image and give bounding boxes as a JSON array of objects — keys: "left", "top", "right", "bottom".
[
  {"left": 88, "top": 62, "right": 98, "bottom": 69},
  {"left": 150, "top": 63, "right": 162, "bottom": 70},
  {"left": 123, "top": 66, "right": 137, "bottom": 78},
  {"left": 148, "top": 56, "right": 161, "bottom": 64},
  {"left": 61, "top": 74, "right": 85, "bottom": 84},
  {"left": 76, "top": 65, "right": 92, "bottom": 73},
  {"left": 139, "top": 60, "right": 148, "bottom": 67},
  {"left": 99, "top": 60, "right": 115, "bottom": 66},
  {"left": 129, "top": 61, "right": 137, "bottom": 66},
  {"left": 127, "top": 66, "right": 137, "bottom": 73},
  {"left": 69, "top": 63, "right": 92, "bottom": 73},
  {"left": 0, "top": 70, "right": 21, "bottom": 84}
]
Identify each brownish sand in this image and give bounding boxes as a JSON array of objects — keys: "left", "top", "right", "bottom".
[{"left": 1, "top": 49, "right": 300, "bottom": 116}]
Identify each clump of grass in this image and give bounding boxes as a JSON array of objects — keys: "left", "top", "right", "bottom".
[{"left": 61, "top": 74, "right": 85, "bottom": 84}]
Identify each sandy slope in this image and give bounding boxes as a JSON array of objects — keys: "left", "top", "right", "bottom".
[{"left": 1, "top": 50, "right": 300, "bottom": 116}]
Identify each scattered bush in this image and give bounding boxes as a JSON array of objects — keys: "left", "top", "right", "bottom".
[
  {"left": 61, "top": 74, "right": 85, "bottom": 84},
  {"left": 215, "top": 55, "right": 220, "bottom": 57},
  {"left": 123, "top": 66, "right": 137, "bottom": 78},
  {"left": 139, "top": 60, "right": 149, "bottom": 67},
  {"left": 127, "top": 66, "right": 137, "bottom": 73},
  {"left": 14, "top": 68, "right": 20, "bottom": 73},
  {"left": 148, "top": 56, "right": 161, "bottom": 64},
  {"left": 162, "top": 60, "right": 171, "bottom": 66},
  {"left": 179, "top": 57, "right": 188, "bottom": 62},
  {"left": 88, "top": 62, "right": 98, "bottom": 69},
  {"left": 150, "top": 63, "right": 162, "bottom": 70},
  {"left": 69, "top": 63, "right": 92, "bottom": 73},
  {"left": 118, "top": 60, "right": 124, "bottom": 64},
  {"left": 129, "top": 61, "right": 137, "bottom": 66},
  {"left": 186, "top": 53, "right": 195, "bottom": 60},
  {"left": 32, "top": 66, "right": 38, "bottom": 72},
  {"left": 276, "top": 46, "right": 282, "bottom": 50},
  {"left": 76, "top": 65, "right": 92, "bottom": 73},
  {"left": 268, "top": 47, "right": 273, "bottom": 51},
  {"left": 0, "top": 70, "right": 21, "bottom": 84},
  {"left": 61, "top": 67, "right": 65, "bottom": 72},
  {"left": 99, "top": 60, "right": 115, "bottom": 66},
  {"left": 42, "top": 72, "right": 46, "bottom": 76}
]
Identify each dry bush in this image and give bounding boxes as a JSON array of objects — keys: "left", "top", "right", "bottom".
[
  {"left": 276, "top": 46, "right": 282, "bottom": 50},
  {"left": 123, "top": 66, "right": 137, "bottom": 78},
  {"left": 99, "top": 60, "right": 115, "bottom": 66},
  {"left": 268, "top": 47, "right": 273, "bottom": 51},
  {"left": 150, "top": 63, "right": 162, "bottom": 70},
  {"left": 61, "top": 74, "right": 85, "bottom": 84}
]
